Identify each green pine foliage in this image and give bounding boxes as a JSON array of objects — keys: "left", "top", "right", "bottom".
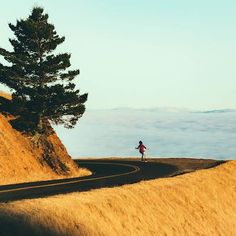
[{"left": 0, "top": 7, "right": 87, "bottom": 133}]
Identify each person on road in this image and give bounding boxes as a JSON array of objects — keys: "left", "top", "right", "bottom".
[{"left": 136, "top": 141, "right": 147, "bottom": 162}]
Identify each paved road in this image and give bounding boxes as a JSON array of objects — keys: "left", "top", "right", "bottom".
[{"left": 0, "top": 159, "right": 179, "bottom": 202}]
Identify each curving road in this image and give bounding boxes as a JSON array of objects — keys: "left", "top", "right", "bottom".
[{"left": 0, "top": 159, "right": 179, "bottom": 202}]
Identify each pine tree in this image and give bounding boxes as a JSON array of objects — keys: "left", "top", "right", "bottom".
[{"left": 0, "top": 7, "right": 87, "bottom": 135}]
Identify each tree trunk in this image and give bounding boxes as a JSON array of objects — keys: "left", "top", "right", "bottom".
[{"left": 37, "top": 115, "right": 50, "bottom": 134}]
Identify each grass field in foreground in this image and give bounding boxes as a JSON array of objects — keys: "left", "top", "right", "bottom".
[{"left": 0, "top": 159, "right": 235, "bottom": 235}]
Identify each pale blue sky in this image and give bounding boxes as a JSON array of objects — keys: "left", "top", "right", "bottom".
[{"left": 1, "top": 0, "right": 236, "bottom": 109}]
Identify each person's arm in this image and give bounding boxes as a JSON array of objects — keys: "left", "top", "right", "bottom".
[{"left": 136, "top": 144, "right": 140, "bottom": 149}]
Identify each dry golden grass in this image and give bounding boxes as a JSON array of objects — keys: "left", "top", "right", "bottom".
[
  {"left": 0, "top": 113, "right": 91, "bottom": 185},
  {"left": 0, "top": 160, "right": 235, "bottom": 235},
  {"left": 0, "top": 91, "right": 11, "bottom": 100},
  {"left": 0, "top": 91, "right": 91, "bottom": 184}
]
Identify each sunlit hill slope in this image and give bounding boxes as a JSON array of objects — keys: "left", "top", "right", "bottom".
[
  {"left": 0, "top": 160, "right": 235, "bottom": 235},
  {"left": 0, "top": 92, "right": 90, "bottom": 185}
]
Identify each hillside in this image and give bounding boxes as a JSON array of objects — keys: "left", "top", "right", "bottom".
[
  {"left": 0, "top": 160, "right": 235, "bottom": 235},
  {"left": 0, "top": 92, "right": 90, "bottom": 185},
  {"left": 0, "top": 91, "right": 11, "bottom": 100}
]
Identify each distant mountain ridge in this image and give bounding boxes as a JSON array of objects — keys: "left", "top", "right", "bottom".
[
  {"left": 90, "top": 107, "right": 236, "bottom": 113},
  {"left": 193, "top": 109, "right": 236, "bottom": 114}
]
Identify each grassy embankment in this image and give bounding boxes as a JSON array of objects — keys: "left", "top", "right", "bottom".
[
  {"left": 0, "top": 92, "right": 91, "bottom": 185},
  {"left": 0, "top": 160, "right": 235, "bottom": 235}
]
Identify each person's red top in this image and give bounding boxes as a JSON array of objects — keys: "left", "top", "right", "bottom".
[{"left": 139, "top": 144, "right": 146, "bottom": 153}]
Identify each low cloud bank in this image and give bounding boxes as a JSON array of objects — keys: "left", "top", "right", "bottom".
[{"left": 56, "top": 109, "right": 236, "bottom": 159}]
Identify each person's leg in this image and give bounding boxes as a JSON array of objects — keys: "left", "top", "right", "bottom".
[
  {"left": 141, "top": 152, "right": 144, "bottom": 161},
  {"left": 143, "top": 152, "right": 146, "bottom": 161}
]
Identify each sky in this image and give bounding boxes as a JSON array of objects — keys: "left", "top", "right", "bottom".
[{"left": 0, "top": 0, "right": 236, "bottom": 110}]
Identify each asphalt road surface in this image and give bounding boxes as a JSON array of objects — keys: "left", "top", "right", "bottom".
[{"left": 0, "top": 159, "right": 191, "bottom": 202}]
